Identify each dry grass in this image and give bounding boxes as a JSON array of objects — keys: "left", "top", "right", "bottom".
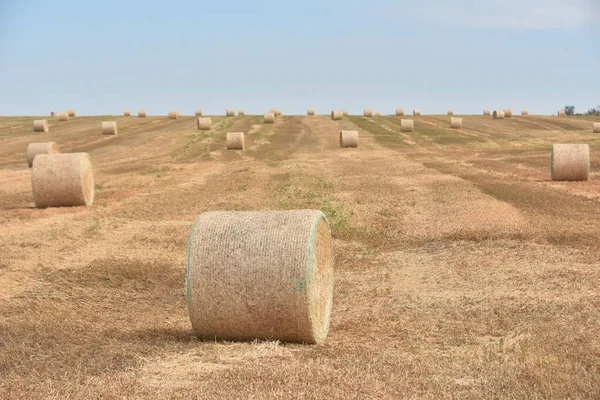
[{"left": 0, "top": 113, "right": 599, "bottom": 399}]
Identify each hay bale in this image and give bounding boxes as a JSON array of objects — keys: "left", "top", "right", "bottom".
[
  {"left": 400, "top": 119, "right": 414, "bottom": 132},
  {"left": 226, "top": 109, "right": 235, "bottom": 117},
  {"left": 558, "top": 109, "right": 566, "bottom": 116},
  {"left": 450, "top": 117, "right": 463, "bottom": 129},
  {"left": 396, "top": 108, "right": 404, "bottom": 116},
  {"left": 31, "top": 153, "right": 94, "bottom": 208},
  {"left": 483, "top": 109, "right": 491, "bottom": 116},
  {"left": 275, "top": 109, "right": 282, "bottom": 116},
  {"left": 195, "top": 109, "right": 203, "bottom": 117},
  {"left": 168, "top": 111, "right": 179, "bottom": 120},
  {"left": 413, "top": 109, "right": 421, "bottom": 116},
  {"left": 58, "top": 112, "right": 69, "bottom": 122},
  {"left": 521, "top": 110, "right": 529, "bottom": 116},
  {"left": 238, "top": 110, "right": 245, "bottom": 116},
  {"left": 307, "top": 109, "right": 315, "bottom": 116},
  {"left": 264, "top": 112, "right": 275, "bottom": 123},
  {"left": 226, "top": 132, "right": 245, "bottom": 150},
  {"left": 343, "top": 111, "right": 349, "bottom": 117},
  {"left": 102, "top": 121, "right": 118, "bottom": 135},
  {"left": 493, "top": 110, "right": 505, "bottom": 119},
  {"left": 504, "top": 109, "right": 513, "bottom": 118},
  {"left": 551, "top": 144, "right": 590, "bottom": 181},
  {"left": 593, "top": 123, "right": 600, "bottom": 133},
  {"left": 68, "top": 110, "right": 76, "bottom": 117},
  {"left": 331, "top": 110, "right": 343, "bottom": 121},
  {"left": 138, "top": 109, "right": 147, "bottom": 118},
  {"left": 197, "top": 117, "right": 211, "bottom": 130},
  {"left": 363, "top": 109, "right": 373, "bottom": 117},
  {"left": 375, "top": 111, "right": 382, "bottom": 117},
  {"left": 447, "top": 109, "right": 454, "bottom": 116},
  {"left": 124, "top": 109, "right": 131, "bottom": 117},
  {"left": 26, "top": 142, "right": 59, "bottom": 168},
  {"left": 339, "top": 130, "right": 358, "bottom": 148},
  {"left": 187, "top": 210, "right": 334, "bottom": 344},
  {"left": 33, "top": 120, "right": 49, "bottom": 133}
]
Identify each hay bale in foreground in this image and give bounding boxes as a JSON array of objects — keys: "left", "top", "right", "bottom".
[
  {"left": 307, "top": 109, "right": 315, "bottom": 116},
  {"left": 400, "top": 119, "right": 414, "bottom": 132},
  {"left": 138, "top": 109, "right": 147, "bottom": 118},
  {"left": 102, "top": 121, "right": 118, "bottom": 135},
  {"left": 413, "top": 109, "right": 421, "bottom": 116},
  {"left": 197, "top": 117, "right": 211, "bottom": 130},
  {"left": 447, "top": 109, "right": 454, "bottom": 116},
  {"left": 195, "top": 109, "right": 203, "bottom": 117},
  {"left": 124, "top": 109, "right": 131, "bottom": 117},
  {"left": 493, "top": 110, "right": 505, "bottom": 119},
  {"left": 551, "top": 144, "right": 590, "bottom": 181},
  {"left": 187, "top": 210, "right": 334, "bottom": 344},
  {"left": 32, "top": 153, "right": 94, "bottom": 208},
  {"left": 58, "top": 112, "right": 69, "bottom": 122},
  {"left": 339, "top": 130, "right": 358, "bottom": 148},
  {"left": 504, "top": 109, "right": 513, "bottom": 118},
  {"left": 364, "top": 109, "right": 373, "bottom": 117},
  {"left": 593, "top": 123, "right": 600, "bottom": 133},
  {"left": 33, "top": 120, "right": 49, "bottom": 133},
  {"left": 26, "top": 142, "right": 59, "bottom": 168},
  {"left": 396, "top": 108, "right": 404, "bottom": 116},
  {"left": 168, "top": 111, "right": 179, "bottom": 120},
  {"left": 68, "top": 110, "right": 76, "bottom": 117},
  {"left": 226, "top": 132, "right": 245, "bottom": 150},
  {"left": 264, "top": 112, "right": 275, "bottom": 123},
  {"left": 450, "top": 117, "right": 463, "bottom": 129},
  {"left": 331, "top": 110, "right": 343, "bottom": 121},
  {"left": 483, "top": 109, "right": 491, "bottom": 116},
  {"left": 226, "top": 109, "right": 235, "bottom": 117},
  {"left": 558, "top": 109, "right": 566, "bottom": 116},
  {"left": 521, "top": 110, "right": 529, "bottom": 116}
]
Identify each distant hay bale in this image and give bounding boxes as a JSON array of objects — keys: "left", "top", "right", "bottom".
[
  {"left": 138, "top": 109, "right": 147, "bottom": 118},
  {"left": 264, "top": 112, "right": 275, "bottom": 123},
  {"left": 102, "top": 121, "right": 118, "bottom": 135},
  {"left": 339, "top": 130, "right": 358, "bottom": 148},
  {"left": 483, "top": 109, "right": 491, "bottom": 116},
  {"left": 226, "top": 132, "right": 245, "bottom": 150},
  {"left": 504, "top": 109, "right": 513, "bottom": 118},
  {"left": 238, "top": 110, "right": 245, "bottom": 116},
  {"left": 50, "top": 111, "right": 56, "bottom": 117},
  {"left": 375, "top": 111, "right": 382, "bottom": 116},
  {"left": 187, "top": 209, "right": 334, "bottom": 344},
  {"left": 168, "top": 111, "right": 179, "bottom": 120},
  {"left": 551, "top": 144, "right": 590, "bottom": 181},
  {"left": 26, "top": 142, "right": 59, "bottom": 168},
  {"left": 521, "top": 110, "right": 529, "bottom": 116},
  {"left": 58, "top": 112, "right": 69, "bottom": 122},
  {"left": 33, "top": 120, "right": 49, "bottom": 133},
  {"left": 226, "top": 109, "right": 235, "bottom": 117},
  {"left": 413, "top": 109, "right": 421, "bottom": 116},
  {"left": 450, "top": 117, "right": 463, "bottom": 129},
  {"left": 307, "top": 109, "right": 315, "bottom": 116},
  {"left": 197, "top": 117, "right": 211, "bottom": 130},
  {"left": 396, "top": 108, "right": 404, "bottom": 116},
  {"left": 195, "top": 109, "right": 203, "bottom": 117},
  {"left": 275, "top": 109, "right": 282, "bottom": 116},
  {"left": 400, "top": 119, "right": 414, "bottom": 132},
  {"left": 68, "top": 110, "right": 76, "bottom": 117},
  {"left": 593, "top": 123, "right": 600, "bottom": 133},
  {"left": 447, "top": 109, "right": 454, "bottom": 116},
  {"left": 493, "top": 110, "right": 505, "bottom": 119},
  {"left": 343, "top": 111, "right": 349, "bottom": 117},
  {"left": 331, "top": 110, "right": 343, "bottom": 121},
  {"left": 124, "top": 109, "right": 131, "bottom": 117},
  {"left": 363, "top": 109, "right": 373, "bottom": 117},
  {"left": 31, "top": 153, "right": 94, "bottom": 208},
  {"left": 558, "top": 109, "right": 566, "bottom": 116}
]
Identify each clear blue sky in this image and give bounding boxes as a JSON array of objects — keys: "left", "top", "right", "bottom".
[{"left": 0, "top": 0, "right": 598, "bottom": 116}]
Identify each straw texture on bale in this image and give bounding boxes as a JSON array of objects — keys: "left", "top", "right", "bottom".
[
  {"left": 400, "top": 119, "right": 414, "bottom": 132},
  {"left": 504, "top": 109, "right": 513, "bottom": 118},
  {"left": 226, "top": 109, "right": 235, "bottom": 117},
  {"left": 238, "top": 110, "right": 245, "bottom": 116},
  {"left": 226, "top": 132, "right": 245, "bottom": 150},
  {"left": 413, "top": 109, "right": 421, "bottom": 116},
  {"left": 551, "top": 144, "right": 590, "bottom": 181},
  {"left": 124, "top": 109, "right": 131, "bottom": 117},
  {"left": 26, "top": 142, "right": 58, "bottom": 168},
  {"left": 447, "top": 110, "right": 454, "bottom": 116},
  {"left": 138, "top": 110, "right": 147, "bottom": 118},
  {"left": 264, "top": 112, "right": 275, "bottom": 123},
  {"left": 493, "top": 110, "right": 505, "bottom": 119},
  {"left": 197, "top": 117, "right": 211, "bottom": 130},
  {"left": 102, "top": 121, "right": 118, "bottom": 135},
  {"left": 187, "top": 210, "right": 334, "bottom": 344},
  {"left": 364, "top": 109, "right": 373, "bottom": 117},
  {"left": 307, "top": 109, "right": 315, "bottom": 116},
  {"left": 195, "top": 109, "right": 203, "bottom": 117},
  {"left": 450, "top": 117, "right": 463, "bottom": 129},
  {"left": 521, "top": 110, "right": 529, "bottom": 116},
  {"left": 68, "top": 110, "right": 76, "bottom": 117},
  {"left": 59, "top": 112, "right": 69, "bottom": 122},
  {"left": 593, "top": 123, "right": 600, "bottom": 133},
  {"left": 331, "top": 110, "right": 343, "bottom": 121},
  {"left": 558, "top": 109, "right": 566, "bottom": 116},
  {"left": 484, "top": 109, "right": 491, "bottom": 116},
  {"left": 168, "top": 111, "right": 179, "bottom": 120},
  {"left": 339, "top": 130, "right": 358, "bottom": 148},
  {"left": 33, "top": 120, "right": 49, "bottom": 133},
  {"left": 396, "top": 108, "right": 405, "bottom": 116},
  {"left": 31, "top": 153, "right": 94, "bottom": 208}
]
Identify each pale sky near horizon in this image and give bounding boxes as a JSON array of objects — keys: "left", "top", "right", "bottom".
[{"left": 0, "top": 0, "right": 598, "bottom": 116}]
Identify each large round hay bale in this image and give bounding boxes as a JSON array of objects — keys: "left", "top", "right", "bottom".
[
  {"left": 558, "top": 109, "right": 566, "bottom": 116},
  {"left": 400, "top": 119, "right": 414, "bottom": 132},
  {"left": 195, "top": 109, "right": 203, "bottom": 117},
  {"left": 364, "top": 109, "right": 373, "bottom": 117},
  {"left": 264, "top": 112, "right": 275, "bottom": 123},
  {"left": 493, "top": 110, "right": 505, "bottom": 119},
  {"left": 33, "top": 120, "right": 49, "bottom": 133},
  {"left": 413, "top": 109, "right": 421, "bottom": 116},
  {"left": 238, "top": 110, "right": 245, "bottom": 116},
  {"left": 26, "top": 142, "right": 59, "bottom": 168},
  {"left": 331, "top": 110, "right": 343, "bottom": 121},
  {"left": 168, "top": 111, "right": 179, "bottom": 120},
  {"left": 339, "top": 130, "right": 358, "bottom": 148},
  {"left": 197, "top": 117, "right": 211, "bottom": 130},
  {"left": 68, "top": 110, "right": 76, "bottom": 117},
  {"left": 396, "top": 108, "right": 404, "bottom": 116},
  {"left": 58, "top": 112, "right": 69, "bottom": 122},
  {"left": 102, "top": 121, "right": 118, "bottom": 135},
  {"left": 450, "top": 117, "right": 463, "bottom": 129},
  {"left": 447, "top": 109, "right": 454, "bottom": 116},
  {"left": 593, "top": 123, "right": 600, "bottom": 133},
  {"left": 138, "top": 109, "right": 147, "bottom": 118},
  {"left": 504, "top": 109, "right": 513, "bottom": 118},
  {"left": 226, "top": 132, "right": 245, "bottom": 150},
  {"left": 521, "top": 110, "right": 529, "bottom": 116},
  {"left": 483, "top": 109, "right": 491, "bottom": 116},
  {"left": 343, "top": 110, "right": 349, "bottom": 117},
  {"left": 187, "top": 210, "right": 334, "bottom": 344},
  {"left": 31, "top": 153, "right": 94, "bottom": 208},
  {"left": 551, "top": 144, "right": 589, "bottom": 181},
  {"left": 124, "top": 109, "right": 131, "bottom": 117},
  {"left": 226, "top": 109, "right": 235, "bottom": 117},
  {"left": 307, "top": 109, "right": 315, "bottom": 116}
]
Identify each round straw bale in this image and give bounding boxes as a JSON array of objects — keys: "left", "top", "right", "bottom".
[
  {"left": 413, "top": 109, "right": 421, "bottom": 116},
  {"left": 124, "top": 109, "right": 131, "bottom": 117},
  {"left": 168, "top": 111, "right": 179, "bottom": 120},
  {"left": 197, "top": 117, "right": 211, "bottom": 130},
  {"left": 493, "top": 110, "right": 505, "bottom": 119},
  {"left": 331, "top": 110, "right": 343, "bottom": 121},
  {"left": 51, "top": 111, "right": 56, "bottom": 117},
  {"left": 339, "top": 130, "right": 358, "bottom": 148},
  {"left": 400, "top": 119, "right": 414, "bottom": 132},
  {"left": 483, "top": 109, "right": 491, "bottom": 116},
  {"left": 138, "top": 109, "right": 147, "bottom": 118},
  {"left": 375, "top": 111, "right": 382, "bottom": 116},
  {"left": 31, "top": 153, "right": 94, "bottom": 208},
  {"left": 343, "top": 110, "right": 348, "bottom": 117},
  {"left": 307, "top": 109, "right": 315, "bottom": 116},
  {"left": 558, "top": 109, "right": 566, "bottom": 116},
  {"left": 363, "top": 109, "right": 373, "bottom": 117},
  {"left": 275, "top": 109, "right": 282, "bottom": 116},
  {"left": 551, "top": 144, "right": 590, "bottom": 181},
  {"left": 102, "top": 121, "right": 118, "bottom": 135},
  {"left": 450, "top": 117, "right": 463, "bottom": 129},
  {"left": 238, "top": 110, "right": 245, "bottom": 116},
  {"left": 68, "top": 110, "right": 76, "bottom": 117},
  {"left": 26, "top": 142, "right": 59, "bottom": 168},
  {"left": 187, "top": 209, "right": 334, "bottom": 344},
  {"left": 396, "top": 108, "right": 405, "bottom": 116},
  {"left": 195, "top": 109, "right": 203, "bottom": 117},
  {"left": 264, "top": 112, "right": 275, "bottom": 123},
  {"left": 226, "top": 109, "right": 235, "bottom": 117},
  {"left": 58, "top": 112, "right": 69, "bottom": 122},
  {"left": 447, "top": 109, "right": 454, "bottom": 115},
  {"left": 226, "top": 132, "right": 245, "bottom": 150},
  {"left": 521, "top": 110, "right": 529, "bottom": 116},
  {"left": 593, "top": 123, "right": 600, "bottom": 133},
  {"left": 504, "top": 109, "right": 513, "bottom": 118},
  {"left": 33, "top": 120, "right": 49, "bottom": 133}
]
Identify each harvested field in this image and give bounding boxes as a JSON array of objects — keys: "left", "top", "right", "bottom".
[{"left": 1, "top": 113, "right": 600, "bottom": 399}]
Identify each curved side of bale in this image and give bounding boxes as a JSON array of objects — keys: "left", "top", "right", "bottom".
[
  {"left": 33, "top": 120, "right": 49, "bottom": 133},
  {"left": 450, "top": 117, "right": 463, "bottom": 129},
  {"left": 58, "top": 112, "right": 69, "bottom": 122},
  {"left": 187, "top": 210, "right": 334, "bottom": 344},
  {"left": 331, "top": 110, "right": 343, "bottom": 121},
  {"left": 226, "top": 132, "right": 245, "bottom": 150},
  {"left": 521, "top": 110, "right": 529, "bottom": 116},
  {"left": 551, "top": 144, "right": 590, "bottom": 181},
  {"left": 307, "top": 109, "right": 315, "bottom": 116},
  {"left": 138, "top": 110, "right": 147, "bottom": 118},
  {"left": 400, "top": 119, "right": 414, "bottom": 132},
  {"left": 31, "top": 153, "right": 94, "bottom": 208},
  {"left": 195, "top": 109, "right": 203, "bottom": 117},
  {"left": 396, "top": 108, "right": 404, "bottom": 116},
  {"left": 413, "top": 109, "right": 421, "bottom": 116},
  {"left": 168, "top": 111, "right": 179, "bottom": 120},
  {"left": 593, "top": 123, "right": 600, "bottom": 133},
  {"left": 504, "top": 109, "right": 513, "bottom": 118},
  {"left": 447, "top": 109, "right": 454, "bottom": 115},
  {"left": 339, "top": 130, "right": 358, "bottom": 148},
  {"left": 493, "top": 110, "right": 505, "bottom": 119},
  {"left": 238, "top": 110, "right": 245, "bottom": 116},
  {"left": 102, "top": 121, "right": 118, "bottom": 135},
  {"left": 483, "top": 109, "right": 491, "bottom": 116},
  {"left": 264, "top": 112, "right": 275, "bottom": 123},
  {"left": 363, "top": 109, "right": 373, "bottom": 117},
  {"left": 226, "top": 109, "right": 235, "bottom": 117},
  {"left": 26, "top": 142, "right": 59, "bottom": 168},
  {"left": 197, "top": 117, "right": 211, "bottom": 130},
  {"left": 124, "top": 109, "right": 131, "bottom": 117}
]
